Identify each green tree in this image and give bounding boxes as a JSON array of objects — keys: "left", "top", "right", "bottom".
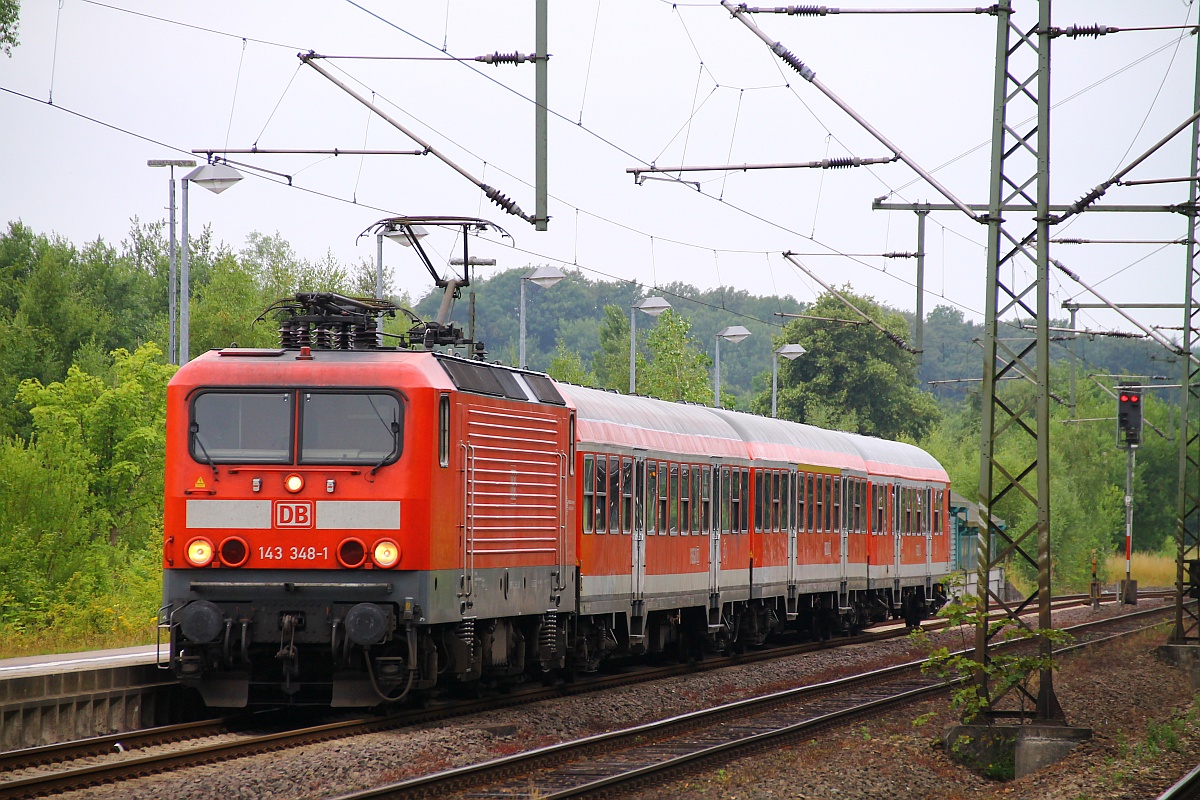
[
  {"left": 17, "top": 344, "right": 174, "bottom": 549},
  {"left": 547, "top": 339, "right": 596, "bottom": 386},
  {"left": 0, "top": 0, "right": 18, "bottom": 57},
  {"left": 756, "top": 289, "right": 939, "bottom": 440},
  {"left": 593, "top": 304, "right": 635, "bottom": 391},
  {"left": 638, "top": 309, "right": 713, "bottom": 404}
]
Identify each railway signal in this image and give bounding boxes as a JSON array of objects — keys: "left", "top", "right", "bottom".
[{"left": 1116, "top": 383, "right": 1142, "bottom": 447}]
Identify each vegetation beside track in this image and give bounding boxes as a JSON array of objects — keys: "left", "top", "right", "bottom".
[{"left": 0, "top": 220, "right": 1186, "bottom": 656}]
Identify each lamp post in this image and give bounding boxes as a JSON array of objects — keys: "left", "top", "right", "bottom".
[
  {"left": 147, "top": 159, "right": 197, "bottom": 365},
  {"left": 519, "top": 265, "right": 565, "bottom": 369},
  {"left": 630, "top": 296, "right": 672, "bottom": 394},
  {"left": 771, "top": 343, "right": 807, "bottom": 418},
  {"left": 179, "top": 163, "right": 244, "bottom": 365},
  {"left": 714, "top": 325, "right": 751, "bottom": 409}
]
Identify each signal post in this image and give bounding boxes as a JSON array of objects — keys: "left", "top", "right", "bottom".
[{"left": 1117, "top": 383, "right": 1142, "bottom": 604}]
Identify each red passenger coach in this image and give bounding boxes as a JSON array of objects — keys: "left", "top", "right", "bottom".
[{"left": 161, "top": 287, "right": 951, "bottom": 708}]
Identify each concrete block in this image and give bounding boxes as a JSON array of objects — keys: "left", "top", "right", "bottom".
[
  {"left": 1014, "top": 724, "right": 1092, "bottom": 778},
  {"left": 945, "top": 722, "right": 1092, "bottom": 780}
]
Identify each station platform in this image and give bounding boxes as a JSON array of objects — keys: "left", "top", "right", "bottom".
[{"left": 0, "top": 643, "right": 183, "bottom": 751}]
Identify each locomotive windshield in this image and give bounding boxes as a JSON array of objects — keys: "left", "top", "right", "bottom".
[
  {"left": 299, "top": 392, "right": 401, "bottom": 465},
  {"left": 190, "top": 390, "right": 402, "bottom": 466},
  {"left": 191, "top": 392, "right": 292, "bottom": 463}
]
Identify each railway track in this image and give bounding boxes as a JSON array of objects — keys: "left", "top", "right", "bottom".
[
  {"left": 324, "top": 604, "right": 1176, "bottom": 800},
  {"left": 0, "top": 594, "right": 1171, "bottom": 799}
]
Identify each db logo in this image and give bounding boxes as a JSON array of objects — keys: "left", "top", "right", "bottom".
[{"left": 274, "top": 501, "right": 314, "bottom": 528}]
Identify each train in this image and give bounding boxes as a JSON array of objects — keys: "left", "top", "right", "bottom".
[{"left": 160, "top": 265, "right": 951, "bottom": 708}]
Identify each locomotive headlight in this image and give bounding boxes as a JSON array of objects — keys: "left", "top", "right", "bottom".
[
  {"left": 372, "top": 539, "right": 400, "bottom": 568},
  {"left": 284, "top": 473, "right": 305, "bottom": 493},
  {"left": 185, "top": 537, "right": 215, "bottom": 568}
]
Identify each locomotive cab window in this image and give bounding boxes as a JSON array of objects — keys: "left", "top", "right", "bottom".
[
  {"left": 300, "top": 392, "right": 402, "bottom": 465},
  {"left": 438, "top": 394, "right": 450, "bottom": 467},
  {"left": 191, "top": 392, "right": 292, "bottom": 464}
]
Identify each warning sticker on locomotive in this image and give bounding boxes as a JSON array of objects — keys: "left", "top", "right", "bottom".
[{"left": 274, "top": 501, "right": 314, "bottom": 528}]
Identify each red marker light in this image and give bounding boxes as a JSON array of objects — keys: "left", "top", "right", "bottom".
[{"left": 1120, "top": 394, "right": 1129, "bottom": 402}]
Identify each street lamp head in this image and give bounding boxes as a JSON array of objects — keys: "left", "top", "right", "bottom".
[
  {"left": 717, "top": 325, "right": 752, "bottom": 344},
  {"left": 384, "top": 224, "right": 429, "bottom": 246},
  {"left": 525, "top": 265, "right": 565, "bottom": 289},
  {"left": 634, "top": 296, "right": 672, "bottom": 317},
  {"left": 775, "top": 343, "right": 807, "bottom": 360},
  {"left": 183, "top": 162, "right": 244, "bottom": 194}
]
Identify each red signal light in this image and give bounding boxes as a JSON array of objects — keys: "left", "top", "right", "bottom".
[
  {"left": 1119, "top": 394, "right": 1129, "bottom": 402},
  {"left": 1130, "top": 394, "right": 1139, "bottom": 403}
]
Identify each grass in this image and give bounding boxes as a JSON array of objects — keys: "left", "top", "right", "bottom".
[
  {"left": 0, "top": 624, "right": 157, "bottom": 660},
  {"left": 1105, "top": 551, "right": 1177, "bottom": 589}
]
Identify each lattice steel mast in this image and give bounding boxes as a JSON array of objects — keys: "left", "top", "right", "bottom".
[
  {"left": 1173, "top": 29, "right": 1200, "bottom": 645},
  {"left": 975, "top": 0, "right": 1062, "bottom": 721}
]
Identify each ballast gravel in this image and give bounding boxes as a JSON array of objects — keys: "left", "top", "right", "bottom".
[{"left": 51, "top": 596, "right": 1196, "bottom": 800}]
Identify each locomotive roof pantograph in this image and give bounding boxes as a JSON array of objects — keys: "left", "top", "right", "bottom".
[{"left": 361, "top": 216, "right": 512, "bottom": 354}]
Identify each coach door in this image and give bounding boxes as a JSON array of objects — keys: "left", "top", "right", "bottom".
[
  {"left": 710, "top": 466, "right": 727, "bottom": 602},
  {"left": 892, "top": 482, "right": 902, "bottom": 594},
  {"left": 838, "top": 474, "right": 849, "bottom": 579},
  {"left": 632, "top": 457, "right": 647, "bottom": 605}
]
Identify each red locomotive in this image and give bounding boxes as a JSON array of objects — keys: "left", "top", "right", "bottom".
[{"left": 160, "top": 219, "right": 951, "bottom": 707}]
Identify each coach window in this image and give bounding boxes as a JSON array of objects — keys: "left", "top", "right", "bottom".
[
  {"left": 825, "top": 475, "right": 834, "bottom": 533},
  {"left": 814, "top": 476, "right": 824, "bottom": 533},
  {"left": 779, "top": 473, "right": 788, "bottom": 532},
  {"left": 797, "top": 473, "right": 807, "bottom": 533},
  {"left": 934, "top": 489, "right": 943, "bottom": 535},
  {"left": 595, "top": 456, "right": 608, "bottom": 534},
  {"left": 878, "top": 484, "right": 888, "bottom": 534},
  {"left": 668, "top": 464, "right": 680, "bottom": 534},
  {"left": 855, "top": 480, "right": 863, "bottom": 532},
  {"left": 720, "top": 466, "right": 731, "bottom": 532},
  {"left": 621, "top": 458, "right": 633, "bottom": 534},
  {"left": 702, "top": 466, "right": 712, "bottom": 534},
  {"left": 904, "top": 488, "right": 913, "bottom": 536},
  {"left": 770, "top": 472, "right": 780, "bottom": 532},
  {"left": 753, "top": 471, "right": 764, "bottom": 532},
  {"left": 658, "top": 461, "right": 670, "bottom": 533},
  {"left": 608, "top": 456, "right": 621, "bottom": 534},
  {"left": 680, "top": 465, "right": 691, "bottom": 534},
  {"left": 691, "top": 466, "right": 702, "bottom": 534},
  {"left": 728, "top": 470, "right": 740, "bottom": 533},
  {"left": 583, "top": 455, "right": 595, "bottom": 533},
  {"left": 832, "top": 477, "right": 842, "bottom": 533},
  {"left": 741, "top": 469, "right": 751, "bottom": 533}
]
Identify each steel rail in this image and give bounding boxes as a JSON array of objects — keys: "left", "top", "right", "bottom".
[
  {"left": 326, "top": 605, "right": 1176, "bottom": 800},
  {"left": 0, "top": 595, "right": 1171, "bottom": 798}
]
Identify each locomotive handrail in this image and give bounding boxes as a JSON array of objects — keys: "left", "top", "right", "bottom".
[
  {"left": 556, "top": 451, "right": 568, "bottom": 593},
  {"left": 188, "top": 581, "right": 393, "bottom": 593},
  {"left": 226, "top": 465, "right": 363, "bottom": 475},
  {"left": 461, "top": 443, "right": 476, "bottom": 601}
]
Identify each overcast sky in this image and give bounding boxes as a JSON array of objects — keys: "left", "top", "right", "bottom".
[{"left": 1, "top": 0, "right": 1197, "bottom": 337}]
